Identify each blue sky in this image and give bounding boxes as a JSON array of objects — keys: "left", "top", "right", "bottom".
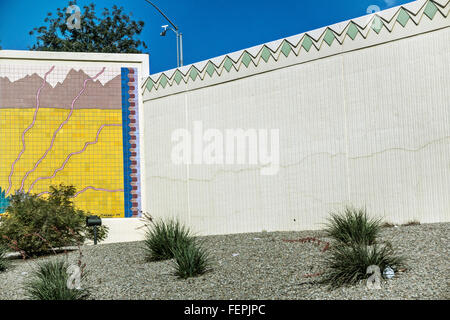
[{"left": 0, "top": 0, "right": 413, "bottom": 74}]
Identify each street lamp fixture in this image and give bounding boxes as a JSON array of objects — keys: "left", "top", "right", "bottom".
[
  {"left": 144, "top": 0, "right": 184, "bottom": 68},
  {"left": 160, "top": 25, "right": 169, "bottom": 36}
]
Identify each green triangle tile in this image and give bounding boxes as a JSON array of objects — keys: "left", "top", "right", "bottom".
[
  {"left": 146, "top": 79, "right": 154, "bottom": 92},
  {"left": 281, "top": 41, "right": 292, "bottom": 57},
  {"left": 347, "top": 22, "right": 359, "bottom": 40},
  {"left": 159, "top": 74, "right": 168, "bottom": 88},
  {"left": 241, "top": 52, "right": 252, "bottom": 68},
  {"left": 324, "top": 29, "right": 335, "bottom": 46},
  {"left": 371, "top": 16, "right": 383, "bottom": 34},
  {"left": 302, "top": 35, "right": 313, "bottom": 52},
  {"left": 223, "top": 57, "right": 234, "bottom": 72},
  {"left": 190, "top": 67, "right": 199, "bottom": 81},
  {"left": 397, "top": 8, "right": 410, "bottom": 27},
  {"left": 424, "top": 1, "right": 438, "bottom": 20},
  {"left": 174, "top": 70, "right": 183, "bottom": 85},
  {"left": 206, "top": 62, "right": 216, "bottom": 77},
  {"left": 260, "top": 46, "right": 272, "bottom": 63}
]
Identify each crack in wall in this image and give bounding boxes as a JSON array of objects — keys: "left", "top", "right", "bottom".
[{"left": 147, "top": 134, "right": 450, "bottom": 183}]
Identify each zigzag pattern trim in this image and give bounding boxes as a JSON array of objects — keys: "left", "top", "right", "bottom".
[{"left": 143, "top": 0, "right": 449, "bottom": 93}]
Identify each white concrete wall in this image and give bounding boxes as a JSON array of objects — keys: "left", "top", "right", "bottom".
[
  {"left": 2, "top": 1, "right": 448, "bottom": 244},
  {"left": 142, "top": 12, "right": 450, "bottom": 236}
]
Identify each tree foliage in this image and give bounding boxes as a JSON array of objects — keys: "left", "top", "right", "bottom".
[{"left": 29, "top": 1, "right": 147, "bottom": 53}]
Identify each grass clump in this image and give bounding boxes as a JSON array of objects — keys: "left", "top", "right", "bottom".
[
  {"left": 402, "top": 220, "right": 420, "bottom": 227},
  {"left": 324, "top": 206, "right": 382, "bottom": 245},
  {"left": 321, "top": 206, "right": 406, "bottom": 289},
  {"left": 320, "top": 242, "right": 404, "bottom": 289},
  {"left": 24, "top": 259, "right": 90, "bottom": 300},
  {"left": 0, "top": 245, "right": 9, "bottom": 272},
  {"left": 142, "top": 214, "right": 212, "bottom": 278},
  {"left": 143, "top": 216, "right": 194, "bottom": 262},
  {"left": 172, "top": 240, "right": 211, "bottom": 279},
  {"left": 381, "top": 222, "right": 395, "bottom": 228}
]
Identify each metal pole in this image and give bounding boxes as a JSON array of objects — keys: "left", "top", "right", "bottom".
[
  {"left": 94, "top": 226, "right": 98, "bottom": 245},
  {"left": 176, "top": 31, "right": 180, "bottom": 68},
  {"left": 179, "top": 33, "right": 184, "bottom": 67}
]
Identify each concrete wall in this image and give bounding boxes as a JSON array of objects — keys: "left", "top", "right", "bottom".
[
  {"left": 1, "top": 0, "right": 448, "bottom": 244},
  {"left": 141, "top": 0, "right": 450, "bottom": 236}
]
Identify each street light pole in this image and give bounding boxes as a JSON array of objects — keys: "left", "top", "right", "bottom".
[
  {"left": 144, "top": 0, "right": 184, "bottom": 67},
  {"left": 179, "top": 32, "right": 183, "bottom": 67}
]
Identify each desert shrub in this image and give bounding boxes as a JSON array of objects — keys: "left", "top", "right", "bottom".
[
  {"left": 23, "top": 258, "right": 90, "bottom": 300},
  {"left": 0, "top": 184, "right": 108, "bottom": 257},
  {"left": 0, "top": 245, "right": 9, "bottom": 272},
  {"left": 85, "top": 221, "right": 109, "bottom": 243},
  {"left": 172, "top": 240, "right": 211, "bottom": 279},
  {"left": 143, "top": 216, "right": 194, "bottom": 261},
  {"left": 324, "top": 207, "right": 382, "bottom": 246},
  {"left": 381, "top": 222, "right": 395, "bottom": 228},
  {"left": 402, "top": 220, "right": 420, "bottom": 227},
  {"left": 320, "top": 242, "right": 404, "bottom": 289}
]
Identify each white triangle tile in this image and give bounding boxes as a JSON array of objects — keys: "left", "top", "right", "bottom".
[
  {"left": 405, "top": 0, "right": 428, "bottom": 13},
  {"left": 307, "top": 26, "right": 327, "bottom": 41},
  {"left": 193, "top": 60, "right": 209, "bottom": 71},
  {"left": 163, "top": 69, "right": 177, "bottom": 79},
  {"left": 246, "top": 44, "right": 263, "bottom": 57},
  {"left": 378, "top": 6, "right": 401, "bottom": 21},
  {"left": 265, "top": 39, "right": 284, "bottom": 52},
  {"left": 409, "top": 7, "right": 427, "bottom": 23},
  {"left": 352, "top": 14, "right": 375, "bottom": 29},
  {"left": 228, "top": 49, "right": 246, "bottom": 62},
  {"left": 381, "top": 23, "right": 395, "bottom": 33},
  {"left": 432, "top": 0, "right": 449, "bottom": 7},
  {"left": 178, "top": 65, "right": 191, "bottom": 75},
  {"left": 439, "top": 6, "right": 450, "bottom": 17},
  {"left": 210, "top": 55, "right": 227, "bottom": 67},
  {"left": 335, "top": 26, "right": 350, "bottom": 42},
  {"left": 329, "top": 20, "right": 350, "bottom": 35},
  {"left": 150, "top": 73, "right": 162, "bottom": 81},
  {"left": 285, "top": 33, "right": 305, "bottom": 47}
]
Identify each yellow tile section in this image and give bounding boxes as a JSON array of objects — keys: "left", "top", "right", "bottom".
[{"left": 0, "top": 108, "right": 124, "bottom": 218}]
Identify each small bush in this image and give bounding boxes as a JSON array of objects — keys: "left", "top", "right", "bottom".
[
  {"left": 381, "top": 222, "right": 395, "bottom": 228},
  {"left": 143, "top": 217, "right": 194, "bottom": 261},
  {"left": 0, "top": 184, "right": 108, "bottom": 257},
  {"left": 23, "top": 259, "right": 90, "bottom": 300},
  {"left": 172, "top": 240, "right": 211, "bottom": 279},
  {"left": 320, "top": 242, "right": 404, "bottom": 289},
  {"left": 85, "top": 222, "right": 109, "bottom": 242},
  {"left": 0, "top": 245, "right": 9, "bottom": 272},
  {"left": 402, "top": 220, "right": 420, "bottom": 227},
  {"left": 324, "top": 207, "right": 382, "bottom": 245}
]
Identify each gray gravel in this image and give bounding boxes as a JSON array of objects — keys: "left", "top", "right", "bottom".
[{"left": 0, "top": 222, "right": 448, "bottom": 300}]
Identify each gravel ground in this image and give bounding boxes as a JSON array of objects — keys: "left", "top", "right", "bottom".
[{"left": 0, "top": 222, "right": 448, "bottom": 300}]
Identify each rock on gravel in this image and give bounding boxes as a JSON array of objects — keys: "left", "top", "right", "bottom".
[{"left": 0, "top": 223, "right": 448, "bottom": 300}]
